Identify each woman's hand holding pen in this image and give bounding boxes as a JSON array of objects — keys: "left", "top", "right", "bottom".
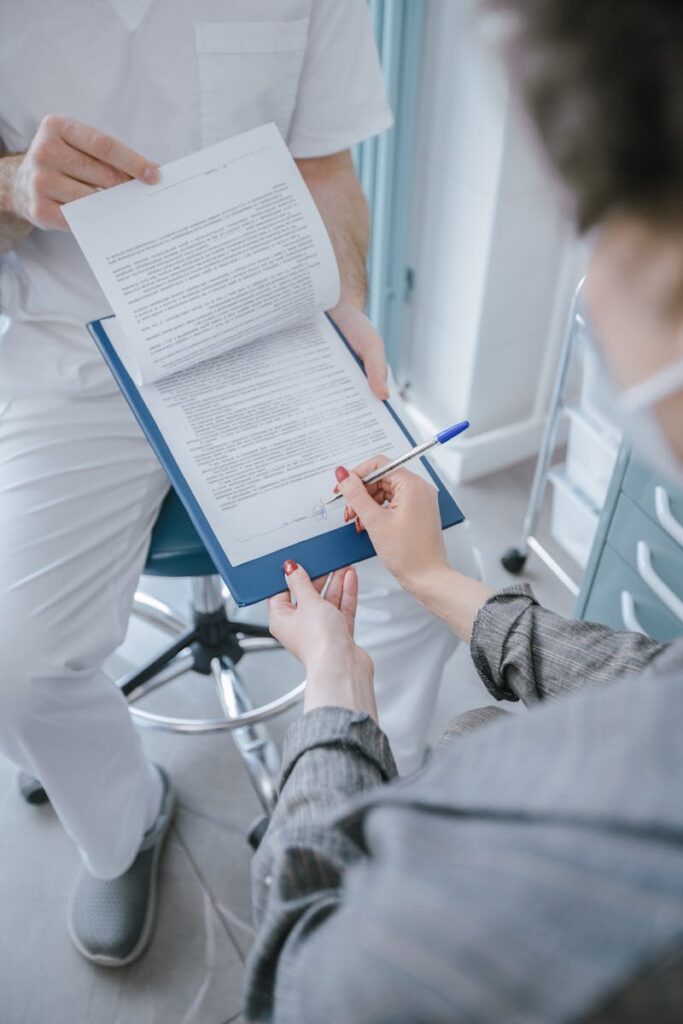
[
  {"left": 334, "top": 460, "right": 448, "bottom": 593},
  {"left": 268, "top": 561, "right": 377, "bottom": 721},
  {"left": 267, "top": 456, "right": 494, "bottom": 712},
  {"left": 335, "top": 460, "right": 494, "bottom": 643}
]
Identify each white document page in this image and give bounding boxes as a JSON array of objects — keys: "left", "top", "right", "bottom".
[
  {"left": 106, "top": 315, "right": 433, "bottom": 566},
  {"left": 65, "top": 124, "right": 339, "bottom": 385}
]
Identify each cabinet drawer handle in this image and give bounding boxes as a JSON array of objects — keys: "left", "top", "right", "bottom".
[
  {"left": 636, "top": 540, "right": 683, "bottom": 624},
  {"left": 654, "top": 486, "right": 683, "bottom": 549},
  {"left": 620, "top": 590, "right": 648, "bottom": 635}
]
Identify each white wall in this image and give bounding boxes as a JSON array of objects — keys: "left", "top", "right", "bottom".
[{"left": 397, "top": 0, "right": 582, "bottom": 483}]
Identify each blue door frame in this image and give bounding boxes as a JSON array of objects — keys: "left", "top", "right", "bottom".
[{"left": 354, "top": 0, "right": 424, "bottom": 371}]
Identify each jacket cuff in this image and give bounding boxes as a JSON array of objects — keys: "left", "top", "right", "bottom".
[
  {"left": 280, "top": 706, "right": 398, "bottom": 790},
  {"left": 470, "top": 584, "right": 537, "bottom": 701}
]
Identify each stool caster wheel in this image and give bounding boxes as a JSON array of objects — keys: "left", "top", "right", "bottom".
[
  {"left": 247, "top": 814, "right": 270, "bottom": 851},
  {"left": 18, "top": 772, "right": 49, "bottom": 805},
  {"left": 501, "top": 547, "right": 527, "bottom": 575}
]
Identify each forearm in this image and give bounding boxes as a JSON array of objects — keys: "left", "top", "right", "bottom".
[
  {"left": 296, "top": 150, "right": 369, "bottom": 310},
  {"left": 409, "top": 565, "right": 494, "bottom": 644},
  {"left": 0, "top": 155, "right": 33, "bottom": 254},
  {"left": 245, "top": 707, "right": 397, "bottom": 1020}
]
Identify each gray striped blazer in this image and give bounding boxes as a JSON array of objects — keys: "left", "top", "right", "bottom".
[{"left": 244, "top": 584, "right": 683, "bottom": 1023}]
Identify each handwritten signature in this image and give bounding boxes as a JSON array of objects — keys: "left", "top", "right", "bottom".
[
  {"left": 236, "top": 497, "right": 335, "bottom": 544},
  {"left": 311, "top": 499, "right": 328, "bottom": 523}
]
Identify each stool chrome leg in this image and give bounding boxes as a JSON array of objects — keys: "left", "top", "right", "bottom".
[
  {"left": 235, "top": 634, "right": 281, "bottom": 652},
  {"left": 132, "top": 591, "right": 188, "bottom": 636},
  {"left": 211, "top": 659, "right": 279, "bottom": 814},
  {"left": 223, "top": 662, "right": 281, "bottom": 779},
  {"left": 191, "top": 575, "right": 225, "bottom": 615},
  {"left": 121, "top": 648, "right": 196, "bottom": 704}
]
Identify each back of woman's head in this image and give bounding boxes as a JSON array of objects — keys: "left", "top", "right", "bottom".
[{"left": 486, "top": 0, "right": 683, "bottom": 230}]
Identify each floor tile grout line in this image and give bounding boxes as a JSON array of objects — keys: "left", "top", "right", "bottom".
[
  {"left": 177, "top": 799, "right": 259, "bottom": 835},
  {"left": 171, "top": 821, "right": 250, "bottom": 967}
]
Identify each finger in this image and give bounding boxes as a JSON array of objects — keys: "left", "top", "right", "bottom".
[
  {"left": 282, "top": 559, "right": 316, "bottom": 605},
  {"left": 336, "top": 481, "right": 389, "bottom": 509},
  {"left": 35, "top": 199, "right": 69, "bottom": 231},
  {"left": 311, "top": 574, "right": 330, "bottom": 595},
  {"left": 59, "top": 119, "right": 159, "bottom": 183},
  {"left": 353, "top": 334, "right": 388, "bottom": 400},
  {"left": 349, "top": 454, "right": 392, "bottom": 479},
  {"left": 364, "top": 349, "right": 389, "bottom": 401},
  {"left": 267, "top": 593, "right": 294, "bottom": 643},
  {"left": 60, "top": 143, "right": 130, "bottom": 189},
  {"left": 323, "top": 568, "right": 346, "bottom": 609},
  {"left": 269, "top": 590, "right": 293, "bottom": 611},
  {"left": 346, "top": 465, "right": 415, "bottom": 505},
  {"left": 43, "top": 173, "right": 97, "bottom": 205},
  {"left": 334, "top": 468, "right": 384, "bottom": 528},
  {"left": 387, "top": 466, "right": 436, "bottom": 508},
  {"left": 332, "top": 455, "right": 391, "bottom": 501},
  {"left": 339, "top": 568, "right": 359, "bottom": 636}
]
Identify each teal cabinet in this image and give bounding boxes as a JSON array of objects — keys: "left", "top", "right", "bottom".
[{"left": 576, "top": 447, "right": 683, "bottom": 641}]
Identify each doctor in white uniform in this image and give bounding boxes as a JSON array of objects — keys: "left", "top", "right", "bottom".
[{"left": 0, "top": 0, "right": 476, "bottom": 965}]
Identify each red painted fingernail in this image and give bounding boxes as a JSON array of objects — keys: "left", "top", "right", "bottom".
[
  {"left": 283, "top": 559, "right": 298, "bottom": 576},
  {"left": 355, "top": 519, "right": 362, "bottom": 533},
  {"left": 343, "top": 507, "right": 351, "bottom": 522},
  {"left": 335, "top": 466, "right": 349, "bottom": 482}
]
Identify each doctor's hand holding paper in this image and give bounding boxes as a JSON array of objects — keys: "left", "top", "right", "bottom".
[
  {"left": 2, "top": 113, "right": 392, "bottom": 398},
  {"left": 2, "top": 114, "right": 159, "bottom": 235}
]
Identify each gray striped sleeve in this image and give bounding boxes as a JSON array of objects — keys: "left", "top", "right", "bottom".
[
  {"left": 245, "top": 707, "right": 396, "bottom": 1021},
  {"left": 471, "top": 584, "right": 667, "bottom": 705}
]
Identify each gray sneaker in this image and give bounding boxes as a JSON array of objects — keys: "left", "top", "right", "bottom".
[{"left": 67, "top": 765, "right": 176, "bottom": 967}]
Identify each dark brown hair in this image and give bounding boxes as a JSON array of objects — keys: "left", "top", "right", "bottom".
[{"left": 487, "top": 1, "right": 683, "bottom": 229}]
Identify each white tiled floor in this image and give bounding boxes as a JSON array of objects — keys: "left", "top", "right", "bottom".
[{"left": 0, "top": 457, "right": 576, "bottom": 1024}]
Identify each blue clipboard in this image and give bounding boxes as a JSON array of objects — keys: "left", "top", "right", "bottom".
[{"left": 88, "top": 314, "right": 464, "bottom": 606}]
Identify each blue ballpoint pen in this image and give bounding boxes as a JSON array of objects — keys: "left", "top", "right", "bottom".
[{"left": 325, "top": 419, "right": 470, "bottom": 506}]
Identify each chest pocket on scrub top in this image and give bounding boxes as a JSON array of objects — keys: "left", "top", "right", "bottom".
[{"left": 194, "top": 19, "right": 309, "bottom": 146}]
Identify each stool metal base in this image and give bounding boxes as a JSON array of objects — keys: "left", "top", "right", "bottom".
[
  {"left": 118, "top": 576, "right": 304, "bottom": 815},
  {"left": 123, "top": 585, "right": 305, "bottom": 731}
]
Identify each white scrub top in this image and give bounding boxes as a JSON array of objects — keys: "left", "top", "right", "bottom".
[{"left": 0, "top": 0, "right": 391, "bottom": 396}]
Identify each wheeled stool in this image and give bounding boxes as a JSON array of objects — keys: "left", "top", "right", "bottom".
[{"left": 20, "top": 489, "right": 305, "bottom": 847}]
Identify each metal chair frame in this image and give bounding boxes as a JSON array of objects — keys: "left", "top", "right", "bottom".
[
  {"left": 500, "top": 277, "right": 587, "bottom": 595},
  {"left": 120, "top": 574, "right": 305, "bottom": 816}
]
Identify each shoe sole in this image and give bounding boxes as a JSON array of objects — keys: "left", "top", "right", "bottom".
[{"left": 67, "top": 780, "right": 177, "bottom": 968}]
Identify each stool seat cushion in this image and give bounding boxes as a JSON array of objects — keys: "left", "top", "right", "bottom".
[{"left": 145, "top": 490, "right": 217, "bottom": 577}]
